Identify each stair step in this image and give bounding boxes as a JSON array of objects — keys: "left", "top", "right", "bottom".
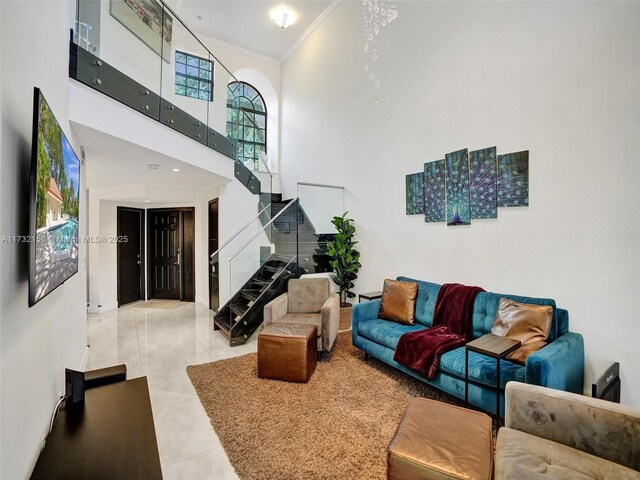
[
  {"left": 214, "top": 317, "right": 231, "bottom": 334},
  {"left": 240, "top": 289, "right": 260, "bottom": 302},
  {"left": 251, "top": 278, "right": 271, "bottom": 287},
  {"left": 230, "top": 303, "right": 249, "bottom": 317},
  {"left": 263, "top": 264, "right": 284, "bottom": 274}
]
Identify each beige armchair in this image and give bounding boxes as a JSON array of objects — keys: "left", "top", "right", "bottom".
[
  {"left": 496, "top": 382, "right": 640, "bottom": 479},
  {"left": 263, "top": 278, "right": 340, "bottom": 357}
]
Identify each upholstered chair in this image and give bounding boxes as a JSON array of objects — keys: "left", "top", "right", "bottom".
[{"left": 263, "top": 278, "right": 340, "bottom": 356}]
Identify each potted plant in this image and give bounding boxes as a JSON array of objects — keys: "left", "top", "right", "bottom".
[{"left": 327, "top": 212, "right": 361, "bottom": 330}]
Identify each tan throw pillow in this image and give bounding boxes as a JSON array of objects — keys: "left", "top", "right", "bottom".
[
  {"left": 379, "top": 279, "right": 418, "bottom": 325},
  {"left": 491, "top": 298, "right": 553, "bottom": 364}
]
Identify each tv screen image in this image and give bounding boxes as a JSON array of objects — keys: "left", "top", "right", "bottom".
[{"left": 29, "top": 88, "right": 80, "bottom": 306}]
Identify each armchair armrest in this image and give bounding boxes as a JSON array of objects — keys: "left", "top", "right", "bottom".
[
  {"left": 505, "top": 382, "right": 640, "bottom": 471},
  {"left": 525, "top": 332, "right": 584, "bottom": 393},
  {"left": 263, "top": 293, "right": 288, "bottom": 326},
  {"left": 352, "top": 299, "right": 381, "bottom": 344},
  {"left": 320, "top": 294, "right": 340, "bottom": 351}
]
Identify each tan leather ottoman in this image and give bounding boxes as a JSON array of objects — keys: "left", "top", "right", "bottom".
[
  {"left": 258, "top": 323, "right": 317, "bottom": 383},
  {"left": 387, "top": 398, "right": 493, "bottom": 480}
]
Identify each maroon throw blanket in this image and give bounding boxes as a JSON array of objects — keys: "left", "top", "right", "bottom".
[{"left": 393, "top": 283, "right": 485, "bottom": 379}]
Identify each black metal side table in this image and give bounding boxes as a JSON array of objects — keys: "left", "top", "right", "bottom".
[
  {"left": 358, "top": 291, "right": 383, "bottom": 303},
  {"left": 465, "top": 333, "right": 521, "bottom": 417}
]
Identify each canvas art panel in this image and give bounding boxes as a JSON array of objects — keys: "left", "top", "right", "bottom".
[
  {"left": 498, "top": 150, "right": 529, "bottom": 207},
  {"left": 423, "top": 160, "right": 446, "bottom": 222},
  {"left": 469, "top": 147, "right": 498, "bottom": 219},
  {"left": 405, "top": 172, "right": 424, "bottom": 215},
  {"left": 445, "top": 149, "right": 471, "bottom": 225},
  {"left": 110, "top": 0, "right": 173, "bottom": 62}
]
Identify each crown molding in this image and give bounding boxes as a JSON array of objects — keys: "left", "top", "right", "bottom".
[
  {"left": 281, "top": 0, "right": 342, "bottom": 62},
  {"left": 202, "top": 35, "right": 281, "bottom": 65}
]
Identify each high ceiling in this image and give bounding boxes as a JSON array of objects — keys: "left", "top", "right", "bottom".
[{"left": 177, "top": 1, "right": 333, "bottom": 60}]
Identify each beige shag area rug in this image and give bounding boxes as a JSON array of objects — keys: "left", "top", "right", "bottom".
[
  {"left": 134, "top": 300, "right": 187, "bottom": 310},
  {"left": 188, "top": 332, "right": 488, "bottom": 480}
]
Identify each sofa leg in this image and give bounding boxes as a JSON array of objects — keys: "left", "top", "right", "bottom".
[{"left": 364, "top": 352, "right": 369, "bottom": 361}]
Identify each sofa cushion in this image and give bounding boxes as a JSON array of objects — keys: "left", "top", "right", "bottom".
[
  {"left": 357, "top": 318, "right": 426, "bottom": 350},
  {"left": 379, "top": 279, "right": 418, "bottom": 325},
  {"left": 275, "top": 313, "right": 322, "bottom": 336},
  {"left": 496, "top": 427, "right": 640, "bottom": 480},
  {"left": 472, "top": 292, "right": 557, "bottom": 341},
  {"left": 287, "top": 278, "right": 330, "bottom": 313},
  {"left": 439, "top": 347, "right": 526, "bottom": 388},
  {"left": 492, "top": 298, "right": 553, "bottom": 364},
  {"left": 396, "top": 277, "right": 441, "bottom": 327}
]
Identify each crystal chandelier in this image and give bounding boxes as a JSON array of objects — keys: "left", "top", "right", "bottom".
[{"left": 362, "top": 0, "right": 399, "bottom": 94}]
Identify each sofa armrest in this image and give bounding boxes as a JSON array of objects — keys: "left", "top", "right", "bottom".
[
  {"left": 505, "top": 382, "right": 640, "bottom": 471},
  {"left": 263, "top": 293, "right": 288, "bottom": 326},
  {"left": 321, "top": 294, "right": 340, "bottom": 351},
  {"left": 525, "top": 332, "right": 584, "bottom": 393},
  {"left": 352, "top": 299, "right": 381, "bottom": 342}
]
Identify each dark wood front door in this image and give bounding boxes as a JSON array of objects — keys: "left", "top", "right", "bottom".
[
  {"left": 208, "top": 199, "right": 219, "bottom": 311},
  {"left": 148, "top": 208, "right": 195, "bottom": 301},
  {"left": 117, "top": 207, "right": 145, "bottom": 306}
]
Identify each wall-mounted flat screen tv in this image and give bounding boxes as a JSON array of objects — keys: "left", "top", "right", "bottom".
[{"left": 29, "top": 88, "right": 80, "bottom": 306}]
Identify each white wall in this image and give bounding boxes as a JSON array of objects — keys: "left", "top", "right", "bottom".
[
  {"left": 0, "top": 2, "right": 88, "bottom": 479},
  {"left": 281, "top": 1, "right": 640, "bottom": 406}
]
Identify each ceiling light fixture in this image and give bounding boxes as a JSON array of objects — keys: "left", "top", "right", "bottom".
[
  {"left": 172, "top": 168, "right": 180, "bottom": 172},
  {"left": 144, "top": 200, "right": 150, "bottom": 203},
  {"left": 270, "top": 6, "right": 296, "bottom": 29},
  {"left": 148, "top": 163, "right": 159, "bottom": 170}
]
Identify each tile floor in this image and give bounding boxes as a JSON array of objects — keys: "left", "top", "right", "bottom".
[{"left": 87, "top": 302, "right": 257, "bottom": 479}]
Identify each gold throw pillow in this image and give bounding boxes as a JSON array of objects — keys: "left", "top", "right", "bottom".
[
  {"left": 379, "top": 279, "right": 418, "bottom": 325},
  {"left": 491, "top": 298, "right": 553, "bottom": 364}
]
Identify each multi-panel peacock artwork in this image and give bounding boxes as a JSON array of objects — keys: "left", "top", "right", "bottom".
[{"left": 405, "top": 146, "right": 529, "bottom": 226}]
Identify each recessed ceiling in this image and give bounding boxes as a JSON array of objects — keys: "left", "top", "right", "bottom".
[
  {"left": 177, "top": 1, "right": 333, "bottom": 60},
  {"left": 71, "top": 123, "right": 227, "bottom": 204}
]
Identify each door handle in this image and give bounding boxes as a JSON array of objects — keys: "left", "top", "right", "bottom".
[
  {"left": 137, "top": 261, "right": 141, "bottom": 265},
  {"left": 175, "top": 253, "right": 181, "bottom": 266}
]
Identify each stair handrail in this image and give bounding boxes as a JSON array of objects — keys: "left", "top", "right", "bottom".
[
  {"left": 210, "top": 202, "right": 272, "bottom": 260},
  {"left": 228, "top": 197, "right": 298, "bottom": 262}
]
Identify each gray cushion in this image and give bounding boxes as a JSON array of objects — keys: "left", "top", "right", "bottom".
[
  {"left": 496, "top": 428, "right": 640, "bottom": 480},
  {"left": 287, "top": 278, "right": 330, "bottom": 313}
]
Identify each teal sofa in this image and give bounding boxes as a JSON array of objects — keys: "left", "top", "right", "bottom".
[{"left": 352, "top": 277, "right": 585, "bottom": 417}]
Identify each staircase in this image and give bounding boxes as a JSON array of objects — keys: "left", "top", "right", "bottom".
[
  {"left": 213, "top": 254, "right": 297, "bottom": 345},
  {"left": 213, "top": 197, "right": 336, "bottom": 346}
]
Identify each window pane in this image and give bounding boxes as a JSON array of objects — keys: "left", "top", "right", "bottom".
[
  {"left": 244, "top": 143, "right": 254, "bottom": 158},
  {"left": 244, "top": 127, "right": 254, "bottom": 142},
  {"left": 199, "top": 70, "right": 210, "bottom": 80},
  {"left": 187, "top": 87, "right": 198, "bottom": 98},
  {"left": 175, "top": 75, "right": 186, "bottom": 86},
  {"left": 199, "top": 59, "right": 211, "bottom": 70},
  {"left": 243, "top": 84, "right": 257, "bottom": 100},
  {"left": 186, "top": 78, "right": 198, "bottom": 88},
  {"left": 175, "top": 52, "right": 186, "bottom": 63},
  {"left": 255, "top": 129, "right": 265, "bottom": 144},
  {"left": 255, "top": 114, "right": 265, "bottom": 129},
  {"left": 176, "top": 63, "right": 186, "bottom": 74},
  {"left": 240, "top": 97, "right": 253, "bottom": 110},
  {"left": 186, "top": 66, "right": 198, "bottom": 77},
  {"left": 186, "top": 56, "right": 199, "bottom": 67},
  {"left": 199, "top": 81, "right": 210, "bottom": 92},
  {"left": 254, "top": 100, "right": 265, "bottom": 113},
  {"left": 175, "top": 85, "right": 186, "bottom": 95}
]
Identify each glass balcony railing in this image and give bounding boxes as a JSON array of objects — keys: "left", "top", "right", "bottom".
[{"left": 72, "top": 0, "right": 271, "bottom": 193}]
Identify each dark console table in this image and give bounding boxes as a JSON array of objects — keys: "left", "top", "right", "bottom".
[
  {"left": 465, "top": 333, "right": 521, "bottom": 417},
  {"left": 31, "top": 376, "right": 162, "bottom": 479}
]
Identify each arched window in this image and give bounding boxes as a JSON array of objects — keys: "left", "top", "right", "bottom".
[{"left": 226, "top": 82, "right": 267, "bottom": 171}]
